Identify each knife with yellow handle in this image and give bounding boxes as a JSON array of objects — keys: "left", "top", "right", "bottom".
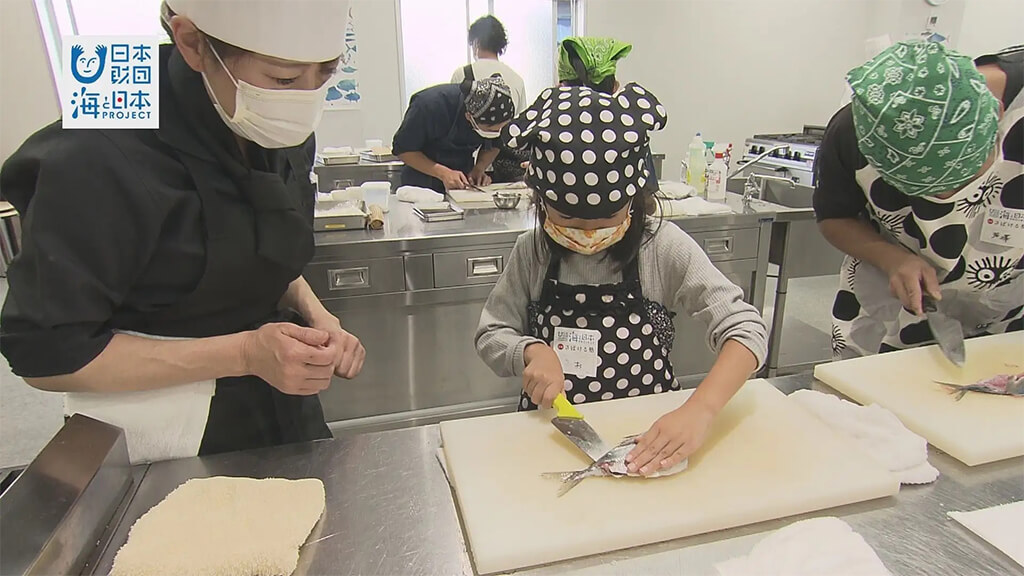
[{"left": 550, "top": 394, "right": 609, "bottom": 461}]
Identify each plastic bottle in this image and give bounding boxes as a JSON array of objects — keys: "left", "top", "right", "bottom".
[
  {"left": 686, "top": 133, "right": 707, "bottom": 197},
  {"left": 706, "top": 152, "right": 728, "bottom": 203}
]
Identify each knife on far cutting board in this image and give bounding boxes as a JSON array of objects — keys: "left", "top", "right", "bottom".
[{"left": 923, "top": 295, "right": 965, "bottom": 367}]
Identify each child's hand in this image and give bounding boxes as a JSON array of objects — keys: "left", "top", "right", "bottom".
[
  {"left": 626, "top": 400, "right": 715, "bottom": 476},
  {"left": 522, "top": 343, "right": 565, "bottom": 408}
]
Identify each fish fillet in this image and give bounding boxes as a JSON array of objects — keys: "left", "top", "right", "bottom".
[{"left": 111, "top": 476, "right": 325, "bottom": 576}]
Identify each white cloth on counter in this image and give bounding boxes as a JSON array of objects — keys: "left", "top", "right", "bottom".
[
  {"left": 789, "top": 389, "right": 939, "bottom": 484},
  {"left": 396, "top": 185, "right": 444, "bottom": 204},
  {"left": 658, "top": 196, "right": 732, "bottom": 216},
  {"left": 949, "top": 501, "right": 1024, "bottom": 567},
  {"left": 715, "top": 517, "right": 890, "bottom": 576},
  {"left": 64, "top": 331, "right": 215, "bottom": 464},
  {"left": 655, "top": 180, "right": 696, "bottom": 199}
]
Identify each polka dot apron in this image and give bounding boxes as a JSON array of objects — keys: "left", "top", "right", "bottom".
[
  {"left": 519, "top": 254, "right": 678, "bottom": 411},
  {"left": 831, "top": 90, "right": 1024, "bottom": 359}
]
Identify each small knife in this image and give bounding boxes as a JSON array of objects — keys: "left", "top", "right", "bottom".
[
  {"left": 551, "top": 395, "right": 610, "bottom": 462},
  {"left": 923, "top": 295, "right": 965, "bottom": 367}
]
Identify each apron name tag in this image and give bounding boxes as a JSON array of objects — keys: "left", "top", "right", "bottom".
[
  {"left": 981, "top": 207, "right": 1024, "bottom": 248},
  {"left": 553, "top": 327, "right": 601, "bottom": 378}
]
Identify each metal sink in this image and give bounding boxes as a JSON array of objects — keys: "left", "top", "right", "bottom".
[{"left": 727, "top": 173, "right": 843, "bottom": 278}]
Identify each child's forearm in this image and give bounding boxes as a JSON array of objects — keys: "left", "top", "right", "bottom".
[{"left": 687, "top": 339, "right": 757, "bottom": 415}]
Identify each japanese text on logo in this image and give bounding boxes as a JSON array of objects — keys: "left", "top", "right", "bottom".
[{"left": 61, "top": 36, "right": 159, "bottom": 129}]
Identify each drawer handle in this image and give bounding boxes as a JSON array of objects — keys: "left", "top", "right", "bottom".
[
  {"left": 467, "top": 256, "right": 504, "bottom": 277},
  {"left": 328, "top": 267, "right": 370, "bottom": 290},
  {"left": 704, "top": 237, "right": 733, "bottom": 255}
]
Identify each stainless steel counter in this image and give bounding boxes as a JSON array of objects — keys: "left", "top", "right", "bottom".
[
  {"left": 88, "top": 374, "right": 1023, "bottom": 576},
  {"left": 308, "top": 193, "right": 780, "bottom": 430}
]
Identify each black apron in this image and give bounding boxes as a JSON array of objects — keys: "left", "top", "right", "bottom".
[
  {"left": 114, "top": 47, "right": 332, "bottom": 454},
  {"left": 400, "top": 83, "right": 486, "bottom": 193},
  {"left": 519, "top": 253, "right": 678, "bottom": 410}
]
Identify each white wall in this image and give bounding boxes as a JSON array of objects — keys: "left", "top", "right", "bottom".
[
  {"left": 957, "top": 0, "right": 1024, "bottom": 57},
  {"left": 0, "top": 0, "right": 61, "bottom": 163},
  {"left": 315, "top": 0, "right": 405, "bottom": 149},
  {"left": 585, "top": 0, "right": 870, "bottom": 175},
  {"left": 583, "top": 0, "right": 1018, "bottom": 175}
]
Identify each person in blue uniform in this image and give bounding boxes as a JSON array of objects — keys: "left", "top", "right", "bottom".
[
  {"left": 393, "top": 75, "right": 515, "bottom": 192},
  {"left": 0, "top": 0, "right": 364, "bottom": 463}
]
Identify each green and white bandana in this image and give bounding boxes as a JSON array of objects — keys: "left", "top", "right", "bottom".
[
  {"left": 847, "top": 40, "right": 1000, "bottom": 197},
  {"left": 557, "top": 36, "right": 632, "bottom": 85}
]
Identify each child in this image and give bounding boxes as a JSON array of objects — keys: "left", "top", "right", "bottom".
[{"left": 475, "top": 84, "right": 767, "bottom": 475}]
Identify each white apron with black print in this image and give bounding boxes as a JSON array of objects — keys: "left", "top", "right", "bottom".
[{"left": 832, "top": 89, "right": 1024, "bottom": 359}]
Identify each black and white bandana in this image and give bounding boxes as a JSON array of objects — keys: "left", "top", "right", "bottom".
[
  {"left": 465, "top": 74, "right": 515, "bottom": 125},
  {"left": 501, "top": 83, "right": 667, "bottom": 219}
]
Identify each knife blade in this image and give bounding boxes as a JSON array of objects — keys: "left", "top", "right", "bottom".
[
  {"left": 923, "top": 295, "right": 965, "bottom": 367},
  {"left": 551, "top": 395, "right": 610, "bottom": 462}
]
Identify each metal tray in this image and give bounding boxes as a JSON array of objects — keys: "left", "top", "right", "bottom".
[{"left": 413, "top": 203, "right": 465, "bottom": 222}]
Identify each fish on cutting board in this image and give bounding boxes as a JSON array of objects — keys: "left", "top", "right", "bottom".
[
  {"left": 936, "top": 371, "right": 1024, "bottom": 400},
  {"left": 542, "top": 436, "right": 688, "bottom": 496}
]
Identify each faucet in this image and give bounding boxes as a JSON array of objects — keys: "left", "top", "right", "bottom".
[
  {"left": 730, "top": 172, "right": 796, "bottom": 205},
  {"left": 725, "top": 144, "right": 797, "bottom": 205}
]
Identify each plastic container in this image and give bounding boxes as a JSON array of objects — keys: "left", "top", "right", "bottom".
[
  {"left": 361, "top": 181, "right": 391, "bottom": 213},
  {"left": 706, "top": 152, "right": 728, "bottom": 203},
  {"left": 686, "top": 133, "right": 707, "bottom": 198}
]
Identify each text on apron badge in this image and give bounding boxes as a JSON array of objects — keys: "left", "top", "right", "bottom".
[
  {"left": 981, "top": 207, "right": 1024, "bottom": 248},
  {"left": 553, "top": 327, "right": 601, "bottom": 378}
]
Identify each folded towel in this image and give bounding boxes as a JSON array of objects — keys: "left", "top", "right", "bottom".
[
  {"left": 659, "top": 196, "right": 732, "bottom": 216},
  {"left": 716, "top": 517, "right": 890, "bottom": 576},
  {"left": 790, "top": 389, "right": 939, "bottom": 484},
  {"left": 396, "top": 186, "right": 444, "bottom": 204},
  {"left": 656, "top": 180, "right": 696, "bottom": 199}
]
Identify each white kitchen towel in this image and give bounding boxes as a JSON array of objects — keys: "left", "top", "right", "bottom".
[
  {"left": 949, "top": 501, "right": 1024, "bottom": 567},
  {"left": 64, "top": 331, "right": 215, "bottom": 464},
  {"left": 658, "top": 196, "right": 732, "bottom": 216},
  {"left": 790, "top": 389, "right": 939, "bottom": 484},
  {"left": 715, "top": 517, "right": 891, "bottom": 576},
  {"left": 655, "top": 180, "right": 696, "bottom": 200},
  {"left": 396, "top": 185, "right": 444, "bottom": 204}
]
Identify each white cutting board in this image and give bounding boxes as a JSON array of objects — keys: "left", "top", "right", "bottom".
[
  {"left": 814, "top": 332, "right": 1024, "bottom": 466},
  {"left": 439, "top": 379, "right": 899, "bottom": 575}
]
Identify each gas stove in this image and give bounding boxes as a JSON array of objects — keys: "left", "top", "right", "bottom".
[{"left": 741, "top": 126, "right": 825, "bottom": 186}]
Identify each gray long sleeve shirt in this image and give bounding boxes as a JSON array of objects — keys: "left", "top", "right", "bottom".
[{"left": 474, "top": 221, "right": 768, "bottom": 377}]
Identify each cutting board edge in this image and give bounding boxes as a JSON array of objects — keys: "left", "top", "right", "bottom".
[{"left": 469, "top": 479, "right": 901, "bottom": 575}]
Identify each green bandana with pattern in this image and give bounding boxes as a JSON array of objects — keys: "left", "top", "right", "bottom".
[
  {"left": 557, "top": 36, "right": 632, "bottom": 85},
  {"left": 847, "top": 40, "right": 1000, "bottom": 197}
]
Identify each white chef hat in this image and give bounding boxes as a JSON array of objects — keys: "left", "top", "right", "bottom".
[{"left": 165, "top": 0, "right": 350, "bottom": 63}]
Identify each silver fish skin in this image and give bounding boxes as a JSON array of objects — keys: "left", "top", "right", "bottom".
[{"left": 542, "top": 435, "right": 688, "bottom": 496}]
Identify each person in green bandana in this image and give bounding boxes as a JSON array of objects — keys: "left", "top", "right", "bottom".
[
  {"left": 550, "top": 36, "right": 661, "bottom": 194},
  {"left": 813, "top": 41, "right": 1023, "bottom": 358},
  {"left": 558, "top": 36, "right": 633, "bottom": 93}
]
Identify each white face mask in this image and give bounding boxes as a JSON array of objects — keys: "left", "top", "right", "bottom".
[
  {"left": 203, "top": 42, "right": 329, "bottom": 149},
  {"left": 469, "top": 116, "right": 502, "bottom": 139}
]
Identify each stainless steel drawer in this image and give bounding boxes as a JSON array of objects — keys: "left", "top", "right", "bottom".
[
  {"left": 433, "top": 248, "right": 513, "bottom": 288},
  {"left": 688, "top": 228, "right": 760, "bottom": 262},
  {"left": 305, "top": 257, "right": 406, "bottom": 299}
]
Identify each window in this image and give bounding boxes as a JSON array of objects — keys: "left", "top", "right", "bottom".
[
  {"left": 34, "top": 0, "right": 166, "bottom": 96},
  {"left": 398, "top": 0, "right": 583, "bottom": 109}
]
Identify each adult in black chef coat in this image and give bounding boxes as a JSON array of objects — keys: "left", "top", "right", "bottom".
[
  {"left": 393, "top": 75, "right": 516, "bottom": 192},
  {"left": 0, "top": 0, "right": 364, "bottom": 463}
]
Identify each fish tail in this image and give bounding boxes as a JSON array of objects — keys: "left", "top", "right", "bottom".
[{"left": 556, "top": 472, "right": 587, "bottom": 497}]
